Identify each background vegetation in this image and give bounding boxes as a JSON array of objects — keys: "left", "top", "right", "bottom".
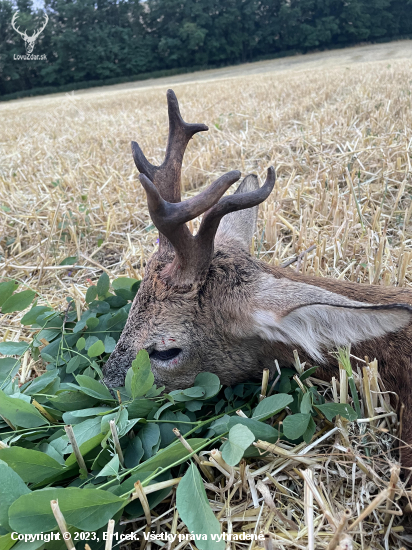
[{"left": 1, "top": 0, "right": 412, "bottom": 99}]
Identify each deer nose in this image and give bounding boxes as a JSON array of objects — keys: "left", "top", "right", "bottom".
[
  {"left": 149, "top": 348, "right": 182, "bottom": 361},
  {"left": 145, "top": 344, "right": 155, "bottom": 355}
]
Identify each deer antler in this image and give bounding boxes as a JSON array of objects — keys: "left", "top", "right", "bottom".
[
  {"left": 132, "top": 90, "right": 276, "bottom": 286},
  {"left": 31, "top": 13, "right": 48, "bottom": 40},
  {"left": 132, "top": 90, "right": 208, "bottom": 204},
  {"left": 11, "top": 12, "right": 27, "bottom": 38},
  {"left": 132, "top": 89, "right": 208, "bottom": 254}
]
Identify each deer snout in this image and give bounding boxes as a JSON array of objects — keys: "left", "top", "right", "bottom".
[{"left": 102, "top": 341, "right": 137, "bottom": 388}]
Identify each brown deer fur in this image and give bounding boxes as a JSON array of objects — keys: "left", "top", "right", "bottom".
[{"left": 103, "top": 90, "right": 412, "bottom": 474}]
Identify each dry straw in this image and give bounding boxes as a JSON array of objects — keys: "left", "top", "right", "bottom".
[{"left": 1, "top": 47, "right": 412, "bottom": 549}]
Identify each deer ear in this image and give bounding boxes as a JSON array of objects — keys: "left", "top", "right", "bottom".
[
  {"left": 250, "top": 277, "right": 412, "bottom": 362},
  {"left": 215, "top": 174, "right": 259, "bottom": 250}
]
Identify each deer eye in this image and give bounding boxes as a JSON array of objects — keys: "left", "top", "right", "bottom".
[{"left": 150, "top": 348, "right": 182, "bottom": 361}]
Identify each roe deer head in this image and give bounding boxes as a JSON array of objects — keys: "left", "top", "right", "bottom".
[{"left": 103, "top": 90, "right": 412, "bottom": 470}]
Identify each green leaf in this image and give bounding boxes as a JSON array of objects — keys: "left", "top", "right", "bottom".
[
  {"left": 96, "top": 272, "right": 110, "bottom": 297},
  {"left": 101, "top": 408, "right": 128, "bottom": 434},
  {"left": 1, "top": 290, "right": 36, "bottom": 314},
  {"left": 76, "top": 337, "right": 86, "bottom": 351},
  {"left": 185, "top": 400, "right": 203, "bottom": 412},
  {"left": 0, "top": 358, "right": 20, "bottom": 386},
  {"left": 210, "top": 415, "right": 230, "bottom": 436},
  {"left": 84, "top": 337, "right": 98, "bottom": 352},
  {"left": 0, "top": 390, "right": 48, "bottom": 428},
  {"left": 124, "top": 436, "right": 144, "bottom": 468},
  {"left": 65, "top": 417, "right": 103, "bottom": 451},
  {"left": 23, "top": 371, "right": 58, "bottom": 396},
  {"left": 65, "top": 433, "right": 105, "bottom": 466},
  {"left": 87, "top": 340, "right": 105, "bottom": 357},
  {"left": 91, "top": 448, "right": 112, "bottom": 471},
  {"left": 97, "top": 454, "right": 120, "bottom": 477},
  {"left": 300, "top": 392, "right": 312, "bottom": 415},
  {"left": 76, "top": 375, "right": 114, "bottom": 401},
  {"left": 0, "top": 532, "right": 16, "bottom": 550},
  {"left": 105, "top": 295, "right": 128, "bottom": 308},
  {"left": 39, "top": 333, "right": 67, "bottom": 361},
  {"left": 9, "top": 487, "right": 125, "bottom": 534},
  {"left": 278, "top": 376, "right": 291, "bottom": 393},
  {"left": 125, "top": 350, "right": 154, "bottom": 399},
  {"left": 86, "top": 317, "right": 99, "bottom": 329},
  {"left": 133, "top": 438, "right": 206, "bottom": 474},
  {"left": 299, "top": 366, "right": 318, "bottom": 381},
  {"left": 0, "top": 281, "right": 18, "bottom": 308},
  {"left": 85, "top": 286, "right": 98, "bottom": 304},
  {"left": 176, "top": 463, "right": 224, "bottom": 550},
  {"left": 221, "top": 424, "right": 255, "bottom": 466},
  {"left": 158, "top": 411, "right": 191, "bottom": 447},
  {"left": 127, "top": 398, "right": 156, "bottom": 419},
  {"left": 104, "top": 336, "right": 116, "bottom": 354},
  {"left": 315, "top": 403, "right": 358, "bottom": 422},
  {"left": 139, "top": 423, "right": 161, "bottom": 460},
  {"left": 66, "top": 356, "right": 81, "bottom": 374},
  {"left": 112, "top": 277, "right": 139, "bottom": 291},
  {"left": 49, "top": 417, "right": 103, "bottom": 459},
  {"left": 89, "top": 300, "right": 110, "bottom": 314},
  {"left": 0, "top": 342, "right": 29, "bottom": 356},
  {"left": 38, "top": 443, "right": 65, "bottom": 465},
  {"left": 113, "top": 288, "right": 135, "bottom": 301},
  {"left": 169, "top": 386, "right": 205, "bottom": 402},
  {"left": 105, "top": 308, "right": 128, "bottom": 330},
  {"left": 303, "top": 416, "right": 316, "bottom": 444},
  {"left": 21, "top": 306, "right": 52, "bottom": 326},
  {"left": 48, "top": 391, "right": 98, "bottom": 412},
  {"left": 0, "top": 448, "right": 64, "bottom": 484},
  {"left": 194, "top": 372, "right": 221, "bottom": 399},
  {"left": 282, "top": 413, "right": 311, "bottom": 440},
  {"left": 0, "top": 460, "right": 31, "bottom": 531},
  {"left": 227, "top": 417, "right": 278, "bottom": 442},
  {"left": 59, "top": 256, "right": 77, "bottom": 266},
  {"left": 252, "top": 393, "right": 293, "bottom": 421},
  {"left": 63, "top": 406, "right": 112, "bottom": 421}
]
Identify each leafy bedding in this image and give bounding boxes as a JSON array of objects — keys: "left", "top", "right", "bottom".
[{"left": 0, "top": 274, "right": 357, "bottom": 550}]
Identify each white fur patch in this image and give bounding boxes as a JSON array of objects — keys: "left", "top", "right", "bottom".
[{"left": 252, "top": 304, "right": 411, "bottom": 363}]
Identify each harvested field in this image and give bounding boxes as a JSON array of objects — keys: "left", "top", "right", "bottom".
[{"left": 1, "top": 41, "right": 412, "bottom": 549}]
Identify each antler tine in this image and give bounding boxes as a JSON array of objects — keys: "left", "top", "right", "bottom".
[
  {"left": 131, "top": 141, "right": 156, "bottom": 183},
  {"left": 139, "top": 170, "right": 241, "bottom": 285},
  {"left": 162, "top": 89, "right": 208, "bottom": 201},
  {"left": 139, "top": 170, "right": 241, "bottom": 279},
  {"left": 197, "top": 166, "right": 276, "bottom": 245},
  {"left": 140, "top": 167, "right": 275, "bottom": 286},
  {"left": 139, "top": 170, "right": 241, "bottom": 236},
  {"left": 32, "top": 13, "right": 48, "bottom": 38},
  {"left": 11, "top": 12, "right": 26, "bottom": 37},
  {"left": 132, "top": 89, "right": 208, "bottom": 204}
]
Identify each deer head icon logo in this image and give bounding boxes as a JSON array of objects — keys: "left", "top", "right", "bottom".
[{"left": 12, "top": 11, "right": 48, "bottom": 54}]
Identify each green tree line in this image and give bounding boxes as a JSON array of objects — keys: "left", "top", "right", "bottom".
[{"left": 1, "top": 0, "right": 412, "bottom": 99}]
